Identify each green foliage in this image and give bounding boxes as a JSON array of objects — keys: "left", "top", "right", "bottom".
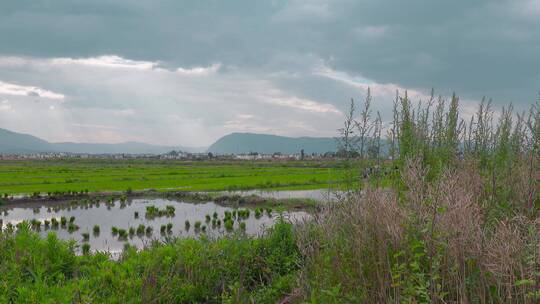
[
  {"left": 0, "top": 220, "right": 299, "bottom": 303},
  {"left": 390, "top": 229, "right": 446, "bottom": 303},
  {"left": 145, "top": 205, "right": 175, "bottom": 219},
  {"left": 0, "top": 159, "right": 346, "bottom": 195}
]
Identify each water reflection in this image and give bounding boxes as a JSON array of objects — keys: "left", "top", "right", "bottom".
[
  {"left": 223, "top": 189, "right": 339, "bottom": 201},
  {"left": 0, "top": 198, "right": 308, "bottom": 255}
]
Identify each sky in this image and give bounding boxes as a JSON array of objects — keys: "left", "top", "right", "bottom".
[{"left": 0, "top": 0, "right": 538, "bottom": 147}]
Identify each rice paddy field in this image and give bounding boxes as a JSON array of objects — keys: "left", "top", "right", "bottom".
[
  {"left": 0, "top": 196, "right": 309, "bottom": 255},
  {"left": 0, "top": 158, "right": 324, "bottom": 302},
  {"left": 0, "top": 159, "right": 347, "bottom": 195}
]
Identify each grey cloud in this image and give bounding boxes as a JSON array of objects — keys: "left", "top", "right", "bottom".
[
  {"left": 0, "top": 0, "right": 538, "bottom": 145},
  {"left": 1, "top": 0, "right": 537, "bottom": 105},
  {"left": 0, "top": 56, "right": 341, "bottom": 145}
]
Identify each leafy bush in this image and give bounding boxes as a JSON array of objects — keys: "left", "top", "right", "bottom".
[
  {"left": 0, "top": 220, "right": 299, "bottom": 303},
  {"left": 297, "top": 159, "right": 539, "bottom": 303}
]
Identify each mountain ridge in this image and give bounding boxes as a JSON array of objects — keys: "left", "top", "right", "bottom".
[
  {"left": 0, "top": 128, "right": 204, "bottom": 154},
  {"left": 207, "top": 132, "right": 339, "bottom": 154},
  {"left": 1, "top": 128, "right": 363, "bottom": 155}
]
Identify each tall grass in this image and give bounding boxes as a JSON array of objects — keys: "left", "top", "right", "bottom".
[
  {"left": 298, "top": 90, "right": 539, "bottom": 303},
  {"left": 297, "top": 158, "right": 538, "bottom": 303}
]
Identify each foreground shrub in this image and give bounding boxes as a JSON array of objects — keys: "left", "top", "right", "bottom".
[
  {"left": 297, "top": 159, "right": 539, "bottom": 303},
  {"left": 0, "top": 220, "right": 299, "bottom": 303}
]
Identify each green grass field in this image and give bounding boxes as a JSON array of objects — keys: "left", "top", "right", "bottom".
[{"left": 0, "top": 159, "right": 347, "bottom": 195}]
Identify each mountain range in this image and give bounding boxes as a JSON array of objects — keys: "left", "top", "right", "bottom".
[
  {"left": 0, "top": 128, "right": 204, "bottom": 154},
  {"left": 0, "top": 128, "right": 343, "bottom": 155}
]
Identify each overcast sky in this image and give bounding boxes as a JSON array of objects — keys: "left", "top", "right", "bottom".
[{"left": 0, "top": 1, "right": 538, "bottom": 146}]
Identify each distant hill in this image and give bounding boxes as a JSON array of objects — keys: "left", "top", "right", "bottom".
[
  {"left": 207, "top": 133, "right": 339, "bottom": 154},
  {"left": 0, "top": 128, "right": 55, "bottom": 154},
  {"left": 0, "top": 128, "right": 204, "bottom": 154}
]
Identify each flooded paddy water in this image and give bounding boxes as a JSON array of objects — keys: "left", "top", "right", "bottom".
[
  {"left": 0, "top": 197, "right": 309, "bottom": 255},
  {"left": 224, "top": 189, "right": 340, "bottom": 201}
]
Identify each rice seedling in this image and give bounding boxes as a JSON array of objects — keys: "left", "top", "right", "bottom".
[
  {"left": 224, "top": 219, "right": 234, "bottom": 231},
  {"left": 69, "top": 216, "right": 75, "bottom": 223},
  {"left": 43, "top": 220, "right": 50, "bottom": 228},
  {"left": 185, "top": 220, "right": 190, "bottom": 231},
  {"left": 118, "top": 229, "right": 128, "bottom": 239},
  {"left": 145, "top": 226, "right": 153, "bottom": 235},
  {"left": 81, "top": 243, "right": 91, "bottom": 255},
  {"left": 194, "top": 221, "right": 201, "bottom": 230},
  {"left": 93, "top": 225, "right": 100, "bottom": 235},
  {"left": 51, "top": 218, "right": 59, "bottom": 228},
  {"left": 166, "top": 223, "right": 173, "bottom": 233},
  {"left": 146, "top": 205, "right": 175, "bottom": 219},
  {"left": 201, "top": 225, "right": 207, "bottom": 233},
  {"left": 5, "top": 222, "right": 13, "bottom": 232},
  {"left": 160, "top": 225, "right": 166, "bottom": 234},
  {"left": 128, "top": 227, "right": 135, "bottom": 237},
  {"left": 213, "top": 211, "right": 218, "bottom": 219},
  {"left": 134, "top": 211, "right": 139, "bottom": 218},
  {"left": 81, "top": 232, "right": 90, "bottom": 241},
  {"left": 67, "top": 223, "right": 79, "bottom": 233},
  {"left": 111, "top": 226, "right": 119, "bottom": 236},
  {"left": 205, "top": 214, "right": 211, "bottom": 222},
  {"left": 136, "top": 224, "right": 145, "bottom": 235},
  {"left": 60, "top": 217, "right": 67, "bottom": 227},
  {"left": 145, "top": 206, "right": 158, "bottom": 217},
  {"left": 165, "top": 205, "right": 175, "bottom": 215},
  {"left": 237, "top": 209, "right": 250, "bottom": 219},
  {"left": 239, "top": 222, "right": 246, "bottom": 231},
  {"left": 30, "top": 219, "right": 41, "bottom": 229}
]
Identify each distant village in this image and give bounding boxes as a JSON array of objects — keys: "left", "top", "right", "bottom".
[{"left": 0, "top": 150, "right": 338, "bottom": 161}]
